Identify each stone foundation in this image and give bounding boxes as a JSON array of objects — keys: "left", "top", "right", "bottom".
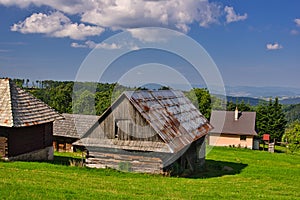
[{"left": 8, "top": 146, "right": 54, "bottom": 161}]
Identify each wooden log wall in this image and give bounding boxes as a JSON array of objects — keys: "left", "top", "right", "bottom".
[{"left": 87, "top": 151, "right": 163, "bottom": 174}]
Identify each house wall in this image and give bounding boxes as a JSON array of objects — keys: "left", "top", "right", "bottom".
[
  {"left": 0, "top": 123, "right": 54, "bottom": 160},
  {"left": 86, "top": 137, "right": 206, "bottom": 174},
  {"left": 100, "top": 97, "right": 162, "bottom": 142},
  {"left": 208, "top": 133, "right": 254, "bottom": 149},
  {"left": 87, "top": 148, "right": 163, "bottom": 174},
  {"left": 53, "top": 136, "right": 78, "bottom": 152}
]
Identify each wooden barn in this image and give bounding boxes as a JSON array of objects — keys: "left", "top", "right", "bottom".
[
  {"left": 75, "top": 90, "right": 212, "bottom": 174},
  {"left": 53, "top": 113, "right": 99, "bottom": 152},
  {"left": 0, "top": 78, "right": 62, "bottom": 161},
  {"left": 208, "top": 108, "right": 258, "bottom": 149}
]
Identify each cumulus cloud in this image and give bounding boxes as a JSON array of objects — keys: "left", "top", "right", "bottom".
[
  {"left": 266, "top": 42, "right": 283, "bottom": 50},
  {"left": 11, "top": 12, "right": 104, "bottom": 40},
  {"left": 79, "top": 0, "right": 223, "bottom": 32},
  {"left": 294, "top": 18, "right": 300, "bottom": 27},
  {"left": 224, "top": 6, "right": 247, "bottom": 23},
  {"left": 2, "top": 0, "right": 248, "bottom": 40}
]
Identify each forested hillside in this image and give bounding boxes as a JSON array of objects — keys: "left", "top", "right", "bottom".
[
  {"left": 11, "top": 79, "right": 298, "bottom": 141},
  {"left": 283, "top": 103, "right": 300, "bottom": 123},
  {"left": 13, "top": 79, "right": 215, "bottom": 118}
]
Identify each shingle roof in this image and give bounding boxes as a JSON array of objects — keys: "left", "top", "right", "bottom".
[
  {"left": 0, "top": 78, "right": 62, "bottom": 127},
  {"left": 54, "top": 113, "right": 100, "bottom": 138},
  {"left": 123, "top": 90, "right": 212, "bottom": 153},
  {"left": 210, "top": 110, "right": 257, "bottom": 136}
]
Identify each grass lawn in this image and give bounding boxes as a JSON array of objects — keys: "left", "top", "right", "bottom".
[{"left": 0, "top": 147, "right": 299, "bottom": 199}]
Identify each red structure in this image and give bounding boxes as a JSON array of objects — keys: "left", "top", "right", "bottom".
[{"left": 263, "top": 134, "right": 270, "bottom": 141}]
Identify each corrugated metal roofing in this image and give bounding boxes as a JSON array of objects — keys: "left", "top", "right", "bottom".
[
  {"left": 0, "top": 78, "right": 62, "bottom": 127},
  {"left": 54, "top": 113, "right": 100, "bottom": 138},
  {"left": 210, "top": 110, "right": 257, "bottom": 136},
  {"left": 123, "top": 90, "right": 212, "bottom": 153}
]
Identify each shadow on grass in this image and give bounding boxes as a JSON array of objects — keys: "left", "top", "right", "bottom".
[
  {"left": 186, "top": 159, "right": 248, "bottom": 178},
  {"left": 48, "top": 155, "right": 84, "bottom": 166}
]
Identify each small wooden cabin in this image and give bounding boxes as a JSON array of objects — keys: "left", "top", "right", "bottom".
[
  {"left": 53, "top": 113, "right": 99, "bottom": 152},
  {"left": 75, "top": 90, "right": 212, "bottom": 174},
  {"left": 208, "top": 109, "right": 257, "bottom": 149},
  {"left": 0, "top": 78, "right": 61, "bottom": 161}
]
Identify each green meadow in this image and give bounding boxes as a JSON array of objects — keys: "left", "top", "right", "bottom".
[{"left": 0, "top": 147, "right": 299, "bottom": 199}]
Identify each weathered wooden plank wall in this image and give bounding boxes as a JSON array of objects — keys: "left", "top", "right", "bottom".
[
  {"left": 87, "top": 151, "right": 163, "bottom": 174},
  {"left": 101, "top": 98, "right": 162, "bottom": 142}
]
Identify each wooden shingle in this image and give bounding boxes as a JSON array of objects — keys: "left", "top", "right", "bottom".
[
  {"left": 53, "top": 113, "right": 100, "bottom": 139},
  {"left": 0, "top": 78, "right": 62, "bottom": 127}
]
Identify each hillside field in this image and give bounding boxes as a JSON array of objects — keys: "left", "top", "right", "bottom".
[{"left": 0, "top": 147, "right": 299, "bottom": 199}]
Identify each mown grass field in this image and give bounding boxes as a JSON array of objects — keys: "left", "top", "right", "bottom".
[{"left": 0, "top": 147, "right": 299, "bottom": 199}]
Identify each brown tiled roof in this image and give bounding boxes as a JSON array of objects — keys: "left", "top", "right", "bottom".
[
  {"left": 54, "top": 113, "right": 100, "bottom": 138},
  {"left": 0, "top": 78, "right": 62, "bottom": 127},
  {"left": 210, "top": 110, "right": 257, "bottom": 136}
]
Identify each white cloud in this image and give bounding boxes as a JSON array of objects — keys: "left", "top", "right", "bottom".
[
  {"left": 71, "top": 40, "right": 122, "bottom": 49},
  {"left": 0, "top": 49, "right": 11, "bottom": 53},
  {"left": 0, "top": 0, "right": 93, "bottom": 15},
  {"left": 294, "top": 18, "right": 300, "bottom": 27},
  {"left": 290, "top": 29, "right": 299, "bottom": 35},
  {"left": 266, "top": 42, "right": 283, "bottom": 50},
  {"left": 11, "top": 12, "right": 104, "bottom": 40},
  {"left": 70, "top": 42, "right": 87, "bottom": 48},
  {"left": 127, "top": 28, "right": 181, "bottom": 43},
  {"left": 80, "top": 0, "right": 223, "bottom": 32},
  {"left": 2, "top": 0, "right": 248, "bottom": 39},
  {"left": 224, "top": 6, "right": 247, "bottom": 23}
]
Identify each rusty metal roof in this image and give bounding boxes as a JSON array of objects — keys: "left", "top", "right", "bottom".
[
  {"left": 210, "top": 110, "right": 257, "bottom": 136},
  {"left": 54, "top": 113, "right": 100, "bottom": 138},
  {"left": 123, "top": 90, "right": 212, "bottom": 153},
  {"left": 0, "top": 78, "right": 62, "bottom": 127}
]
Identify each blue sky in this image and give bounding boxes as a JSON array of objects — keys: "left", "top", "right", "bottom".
[{"left": 0, "top": 0, "right": 300, "bottom": 89}]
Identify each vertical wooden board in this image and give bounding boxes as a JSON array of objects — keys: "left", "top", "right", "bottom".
[
  {"left": 0, "top": 137, "right": 8, "bottom": 158},
  {"left": 44, "top": 123, "right": 53, "bottom": 147}
]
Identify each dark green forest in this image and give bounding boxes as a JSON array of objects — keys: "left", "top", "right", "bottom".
[{"left": 12, "top": 79, "right": 299, "bottom": 142}]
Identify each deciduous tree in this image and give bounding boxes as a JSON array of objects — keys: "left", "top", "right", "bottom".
[{"left": 282, "top": 120, "right": 300, "bottom": 153}]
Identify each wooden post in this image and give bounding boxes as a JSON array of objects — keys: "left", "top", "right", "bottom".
[{"left": 268, "top": 141, "right": 275, "bottom": 153}]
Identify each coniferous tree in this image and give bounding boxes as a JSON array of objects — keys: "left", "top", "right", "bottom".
[{"left": 256, "top": 98, "right": 287, "bottom": 141}]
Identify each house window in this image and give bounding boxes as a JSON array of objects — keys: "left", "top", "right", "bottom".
[{"left": 240, "top": 135, "right": 247, "bottom": 141}]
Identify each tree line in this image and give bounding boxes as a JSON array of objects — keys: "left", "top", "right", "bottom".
[{"left": 12, "top": 79, "right": 299, "bottom": 149}]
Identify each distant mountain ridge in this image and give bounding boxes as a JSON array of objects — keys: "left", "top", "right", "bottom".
[
  {"left": 226, "top": 86, "right": 300, "bottom": 98},
  {"left": 226, "top": 96, "right": 265, "bottom": 106},
  {"left": 225, "top": 96, "right": 300, "bottom": 106},
  {"left": 279, "top": 97, "right": 300, "bottom": 105}
]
